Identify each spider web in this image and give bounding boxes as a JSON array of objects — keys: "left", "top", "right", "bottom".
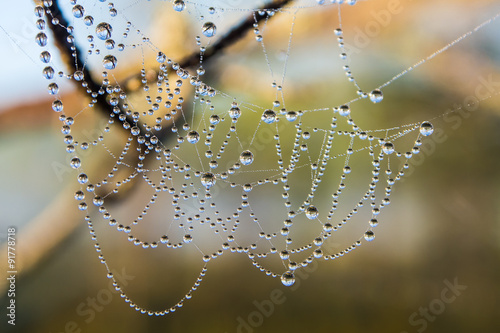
[{"left": 33, "top": 0, "right": 500, "bottom": 315}]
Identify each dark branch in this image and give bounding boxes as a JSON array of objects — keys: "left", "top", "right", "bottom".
[{"left": 179, "top": 0, "right": 294, "bottom": 69}]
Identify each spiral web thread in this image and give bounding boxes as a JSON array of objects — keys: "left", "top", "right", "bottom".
[{"left": 33, "top": 0, "right": 499, "bottom": 316}]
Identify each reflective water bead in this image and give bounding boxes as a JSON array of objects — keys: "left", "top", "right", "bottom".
[
  {"left": 173, "top": 0, "right": 185, "bottom": 11},
  {"left": 35, "top": 32, "right": 48, "bottom": 46},
  {"left": 201, "top": 172, "right": 216, "bottom": 189},
  {"left": 239, "top": 150, "right": 254, "bottom": 166},
  {"left": 286, "top": 111, "right": 297, "bottom": 122},
  {"left": 96, "top": 22, "right": 112, "bottom": 40},
  {"left": 34, "top": 5, "right": 45, "bottom": 17},
  {"left": 105, "top": 39, "right": 115, "bottom": 49},
  {"left": 281, "top": 271, "right": 295, "bottom": 287},
  {"left": 47, "top": 82, "right": 59, "bottom": 95},
  {"left": 40, "top": 51, "right": 51, "bottom": 63},
  {"left": 305, "top": 205, "right": 319, "bottom": 219},
  {"left": 338, "top": 105, "right": 350, "bottom": 117},
  {"left": 382, "top": 142, "right": 395, "bottom": 155},
  {"left": 202, "top": 22, "right": 216, "bottom": 37},
  {"left": 369, "top": 89, "right": 383, "bottom": 103},
  {"left": 52, "top": 100, "right": 63, "bottom": 112},
  {"left": 73, "top": 70, "right": 84, "bottom": 81},
  {"left": 78, "top": 173, "right": 88, "bottom": 184},
  {"left": 419, "top": 121, "right": 434, "bottom": 136},
  {"left": 186, "top": 130, "right": 200, "bottom": 144},
  {"left": 364, "top": 230, "right": 375, "bottom": 241},
  {"left": 261, "top": 109, "right": 276, "bottom": 124},
  {"left": 84, "top": 16, "right": 94, "bottom": 26},
  {"left": 209, "top": 114, "right": 220, "bottom": 125},
  {"left": 102, "top": 55, "right": 117, "bottom": 70},
  {"left": 183, "top": 234, "right": 193, "bottom": 243},
  {"left": 36, "top": 19, "right": 46, "bottom": 30},
  {"left": 157, "top": 52, "right": 166, "bottom": 63},
  {"left": 229, "top": 105, "right": 241, "bottom": 119},
  {"left": 72, "top": 4, "right": 85, "bottom": 18},
  {"left": 70, "top": 157, "right": 81, "bottom": 169}
]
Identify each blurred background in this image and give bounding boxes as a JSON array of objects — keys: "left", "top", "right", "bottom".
[{"left": 1, "top": 0, "right": 500, "bottom": 332}]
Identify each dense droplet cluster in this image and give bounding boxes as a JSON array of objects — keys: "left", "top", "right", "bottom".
[{"left": 32, "top": 0, "right": 453, "bottom": 317}]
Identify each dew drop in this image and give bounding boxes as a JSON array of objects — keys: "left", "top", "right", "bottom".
[
  {"left": 338, "top": 105, "right": 350, "bottom": 117},
  {"left": 261, "top": 109, "right": 276, "bottom": 124},
  {"left": 52, "top": 100, "right": 63, "bottom": 112},
  {"left": 72, "top": 4, "right": 85, "bottom": 18},
  {"left": 364, "top": 230, "right": 375, "bottom": 241},
  {"left": 305, "top": 205, "right": 319, "bottom": 220},
  {"left": 40, "top": 51, "right": 51, "bottom": 63},
  {"left": 84, "top": 15, "right": 94, "bottom": 26},
  {"left": 78, "top": 173, "right": 88, "bottom": 184},
  {"left": 209, "top": 114, "right": 220, "bottom": 125},
  {"left": 70, "top": 157, "right": 81, "bottom": 169},
  {"left": 96, "top": 22, "right": 112, "bottom": 40},
  {"left": 73, "top": 70, "right": 84, "bottom": 81},
  {"left": 35, "top": 32, "right": 48, "bottom": 47},
  {"left": 201, "top": 172, "right": 216, "bottom": 189},
  {"left": 102, "top": 55, "right": 117, "bottom": 70},
  {"left": 286, "top": 111, "right": 297, "bottom": 122},
  {"left": 382, "top": 142, "right": 395, "bottom": 155},
  {"left": 281, "top": 271, "right": 295, "bottom": 287},
  {"left": 157, "top": 52, "right": 166, "bottom": 63},
  {"left": 228, "top": 105, "right": 241, "bottom": 119},
  {"left": 187, "top": 130, "right": 200, "bottom": 144},
  {"left": 202, "top": 22, "right": 216, "bottom": 37},
  {"left": 419, "top": 121, "right": 434, "bottom": 136},
  {"left": 239, "top": 150, "right": 254, "bottom": 166},
  {"left": 183, "top": 234, "right": 193, "bottom": 243},
  {"left": 173, "top": 0, "right": 185, "bottom": 12},
  {"left": 369, "top": 89, "right": 383, "bottom": 103}
]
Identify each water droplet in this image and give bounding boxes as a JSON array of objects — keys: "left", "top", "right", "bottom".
[
  {"left": 102, "top": 55, "right": 117, "bottom": 70},
  {"left": 183, "top": 234, "right": 193, "bottom": 243},
  {"left": 70, "top": 157, "right": 81, "bottom": 169},
  {"left": 105, "top": 39, "right": 115, "bottom": 49},
  {"left": 261, "top": 109, "right": 276, "bottom": 124},
  {"left": 157, "top": 52, "right": 166, "bottom": 63},
  {"left": 286, "top": 111, "right": 297, "bottom": 122},
  {"left": 201, "top": 172, "right": 216, "bottom": 189},
  {"left": 419, "top": 121, "right": 434, "bottom": 136},
  {"left": 78, "top": 173, "right": 88, "bottom": 184},
  {"left": 209, "top": 114, "right": 220, "bottom": 125},
  {"left": 338, "top": 105, "right": 350, "bottom": 117},
  {"left": 72, "top": 5, "right": 85, "bottom": 18},
  {"left": 229, "top": 105, "right": 241, "bottom": 119},
  {"left": 52, "top": 100, "right": 63, "bottom": 112},
  {"left": 364, "top": 230, "right": 375, "bottom": 241},
  {"left": 96, "top": 22, "right": 112, "bottom": 40},
  {"left": 35, "top": 32, "right": 48, "bottom": 47},
  {"left": 202, "top": 22, "right": 216, "bottom": 37},
  {"left": 281, "top": 271, "right": 295, "bottom": 287},
  {"left": 343, "top": 166, "right": 351, "bottom": 174},
  {"left": 369, "top": 89, "right": 383, "bottom": 103},
  {"left": 187, "top": 130, "right": 200, "bottom": 144},
  {"left": 84, "top": 15, "right": 94, "bottom": 26},
  {"left": 173, "top": 0, "right": 185, "bottom": 12},
  {"left": 73, "top": 70, "right": 84, "bottom": 81},
  {"left": 239, "top": 150, "right": 254, "bottom": 166},
  {"left": 42, "top": 66, "right": 55, "bottom": 79},
  {"left": 305, "top": 205, "right": 319, "bottom": 219},
  {"left": 382, "top": 142, "right": 395, "bottom": 155},
  {"left": 40, "top": 51, "right": 51, "bottom": 63}
]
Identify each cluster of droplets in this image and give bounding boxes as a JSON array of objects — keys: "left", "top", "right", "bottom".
[{"left": 36, "top": 0, "right": 440, "bottom": 316}]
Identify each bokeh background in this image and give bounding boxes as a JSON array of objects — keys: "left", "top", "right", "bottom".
[{"left": 1, "top": 0, "right": 500, "bottom": 332}]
